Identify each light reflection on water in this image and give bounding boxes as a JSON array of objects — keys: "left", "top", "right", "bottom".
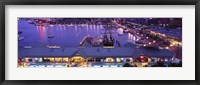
[{"left": 18, "top": 20, "right": 138, "bottom": 47}]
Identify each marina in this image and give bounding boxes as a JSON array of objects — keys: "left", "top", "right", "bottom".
[{"left": 18, "top": 18, "right": 182, "bottom": 67}]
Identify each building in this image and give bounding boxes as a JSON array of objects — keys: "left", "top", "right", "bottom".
[{"left": 18, "top": 46, "right": 175, "bottom": 67}]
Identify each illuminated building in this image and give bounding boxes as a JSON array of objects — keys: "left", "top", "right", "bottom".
[{"left": 18, "top": 46, "right": 175, "bottom": 67}]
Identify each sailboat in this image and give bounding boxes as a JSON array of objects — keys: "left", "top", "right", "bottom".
[{"left": 18, "top": 35, "right": 24, "bottom": 41}]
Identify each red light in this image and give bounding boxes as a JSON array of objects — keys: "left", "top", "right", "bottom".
[{"left": 139, "top": 56, "right": 144, "bottom": 61}]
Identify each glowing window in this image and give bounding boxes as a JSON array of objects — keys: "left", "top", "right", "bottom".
[
  {"left": 47, "top": 57, "right": 55, "bottom": 62},
  {"left": 63, "top": 58, "right": 69, "bottom": 62},
  {"left": 55, "top": 58, "right": 62, "bottom": 62},
  {"left": 106, "top": 57, "right": 114, "bottom": 62}
]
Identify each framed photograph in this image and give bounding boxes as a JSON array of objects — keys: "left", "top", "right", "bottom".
[{"left": 0, "top": 0, "right": 199, "bottom": 85}]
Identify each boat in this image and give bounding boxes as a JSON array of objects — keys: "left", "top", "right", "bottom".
[
  {"left": 49, "top": 24, "right": 54, "bottom": 27},
  {"left": 48, "top": 35, "right": 54, "bottom": 38},
  {"left": 46, "top": 45, "right": 60, "bottom": 48},
  {"left": 68, "top": 23, "right": 74, "bottom": 26},
  {"left": 18, "top": 37, "right": 24, "bottom": 41},
  {"left": 24, "top": 46, "right": 32, "bottom": 48}
]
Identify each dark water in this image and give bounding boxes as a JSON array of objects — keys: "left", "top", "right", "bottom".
[{"left": 18, "top": 20, "right": 138, "bottom": 47}]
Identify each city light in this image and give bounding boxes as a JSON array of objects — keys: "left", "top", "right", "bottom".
[{"left": 149, "top": 42, "right": 152, "bottom": 45}]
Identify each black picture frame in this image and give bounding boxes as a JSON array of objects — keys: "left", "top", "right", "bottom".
[{"left": 0, "top": 0, "right": 199, "bottom": 85}]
